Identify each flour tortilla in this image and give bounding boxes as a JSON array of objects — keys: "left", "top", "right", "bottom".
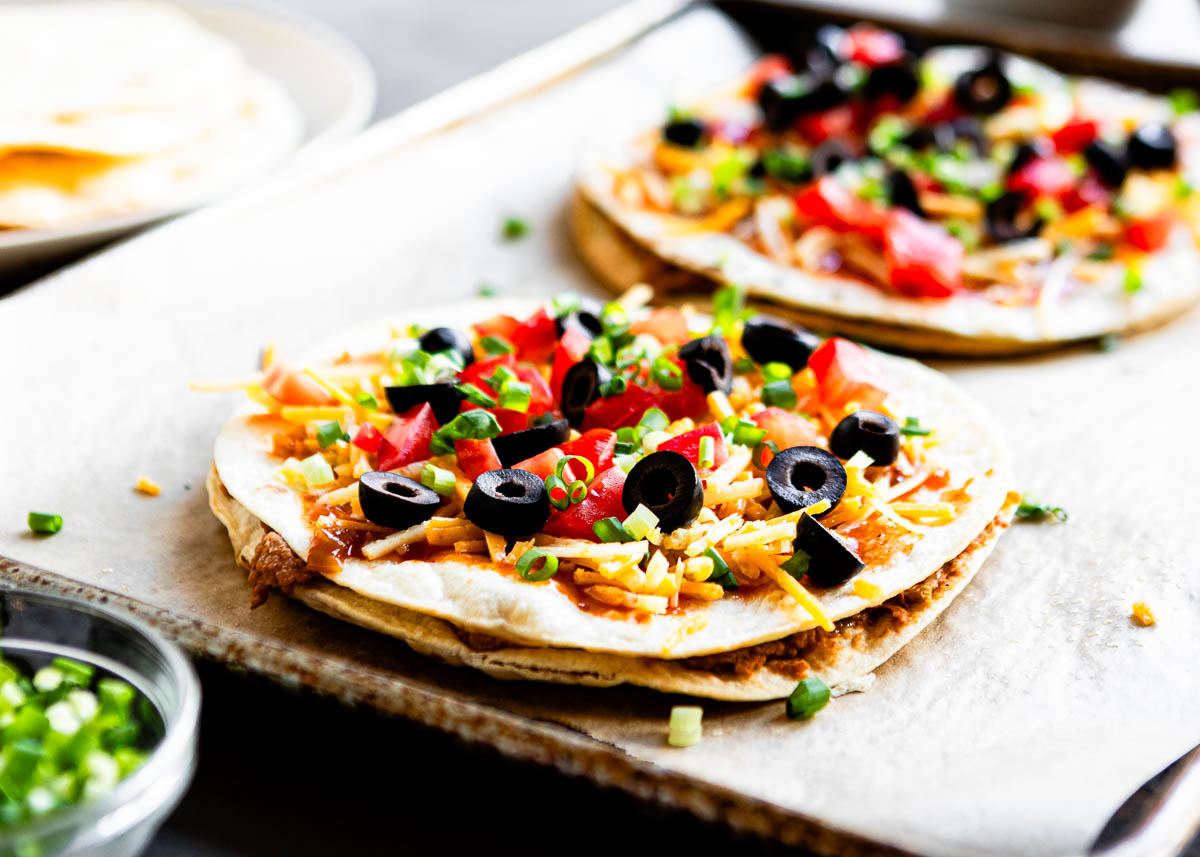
[
  {"left": 572, "top": 48, "right": 1200, "bottom": 354},
  {"left": 210, "top": 467, "right": 1016, "bottom": 700},
  {"left": 210, "top": 298, "right": 1012, "bottom": 663}
]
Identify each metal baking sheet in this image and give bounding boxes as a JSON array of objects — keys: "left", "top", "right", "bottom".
[{"left": 2, "top": 3, "right": 1198, "bottom": 855}]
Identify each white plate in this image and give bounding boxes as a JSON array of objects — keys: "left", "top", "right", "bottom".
[{"left": 0, "top": 0, "right": 375, "bottom": 274}]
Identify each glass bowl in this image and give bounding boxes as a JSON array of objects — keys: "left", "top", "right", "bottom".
[{"left": 0, "top": 589, "right": 200, "bottom": 857}]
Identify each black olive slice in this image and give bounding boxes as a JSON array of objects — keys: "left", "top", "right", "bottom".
[
  {"left": 765, "top": 446, "right": 846, "bottom": 516},
  {"left": 621, "top": 451, "right": 703, "bottom": 532},
  {"left": 810, "top": 139, "right": 855, "bottom": 178},
  {"left": 463, "top": 469, "right": 551, "bottom": 538},
  {"left": 863, "top": 61, "right": 919, "bottom": 103},
  {"left": 741, "top": 316, "right": 820, "bottom": 370},
  {"left": 984, "top": 191, "right": 1044, "bottom": 243},
  {"left": 384, "top": 382, "right": 464, "bottom": 425},
  {"left": 1127, "top": 123, "right": 1177, "bottom": 171},
  {"left": 1084, "top": 140, "right": 1128, "bottom": 188},
  {"left": 886, "top": 169, "right": 924, "bottom": 216},
  {"left": 757, "top": 74, "right": 808, "bottom": 132},
  {"left": 418, "top": 327, "right": 474, "bottom": 368},
  {"left": 359, "top": 472, "right": 442, "bottom": 531},
  {"left": 1006, "top": 141, "right": 1043, "bottom": 175},
  {"left": 662, "top": 118, "right": 706, "bottom": 148},
  {"left": 795, "top": 513, "right": 864, "bottom": 588},
  {"left": 901, "top": 125, "right": 936, "bottom": 151},
  {"left": 491, "top": 419, "right": 570, "bottom": 467},
  {"left": 953, "top": 55, "right": 1012, "bottom": 115},
  {"left": 677, "top": 334, "right": 733, "bottom": 394},
  {"left": 560, "top": 360, "right": 612, "bottom": 428},
  {"left": 829, "top": 411, "right": 901, "bottom": 466},
  {"left": 554, "top": 295, "right": 604, "bottom": 339}
]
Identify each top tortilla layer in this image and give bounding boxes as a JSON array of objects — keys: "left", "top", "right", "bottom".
[{"left": 212, "top": 298, "right": 1011, "bottom": 659}]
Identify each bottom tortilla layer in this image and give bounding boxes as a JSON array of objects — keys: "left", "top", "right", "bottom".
[{"left": 209, "top": 467, "right": 1015, "bottom": 701}]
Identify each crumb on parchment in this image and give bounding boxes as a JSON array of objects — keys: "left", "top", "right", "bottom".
[
  {"left": 135, "top": 476, "right": 161, "bottom": 496},
  {"left": 1131, "top": 601, "right": 1156, "bottom": 627}
]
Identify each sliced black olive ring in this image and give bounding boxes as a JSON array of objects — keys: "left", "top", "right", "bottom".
[
  {"left": 984, "top": 191, "right": 1044, "bottom": 244},
  {"left": 677, "top": 334, "right": 733, "bottom": 394},
  {"left": 560, "top": 360, "right": 612, "bottom": 428},
  {"left": 1127, "top": 123, "right": 1177, "bottom": 171},
  {"left": 662, "top": 118, "right": 706, "bottom": 149},
  {"left": 886, "top": 169, "right": 924, "bottom": 217},
  {"left": 953, "top": 56, "right": 1012, "bottom": 116},
  {"left": 491, "top": 419, "right": 570, "bottom": 467},
  {"left": 740, "top": 316, "right": 820, "bottom": 370},
  {"left": 418, "top": 326, "right": 474, "bottom": 368},
  {"left": 863, "top": 60, "right": 919, "bottom": 104},
  {"left": 384, "top": 381, "right": 463, "bottom": 425},
  {"left": 359, "top": 472, "right": 443, "bottom": 531},
  {"left": 554, "top": 295, "right": 604, "bottom": 339},
  {"left": 829, "top": 411, "right": 901, "bottom": 466},
  {"left": 621, "top": 450, "right": 703, "bottom": 532},
  {"left": 765, "top": 446, "right": 846, "bottom": 516},
  {"left": 795, "top": 513, "right": 864, "bottom": 588},
  {"left": 1084, "top": 140, "right": 1128, "bottom": 188},
  {"left": 463, "top": 469, "right": 551, "bottom": 538}
]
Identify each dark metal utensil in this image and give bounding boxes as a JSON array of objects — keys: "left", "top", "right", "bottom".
[{"left": 1091, "top": 744, "right": 1200, "bottom": 857}]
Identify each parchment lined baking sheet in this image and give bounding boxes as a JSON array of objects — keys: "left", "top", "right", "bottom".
[{"left": 1, "top": 4, "right": 1198, "bottom": 856}]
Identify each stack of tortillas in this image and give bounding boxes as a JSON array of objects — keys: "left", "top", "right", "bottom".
[{"left": 0, "top": 1, "right": 303, "bottom": 230}]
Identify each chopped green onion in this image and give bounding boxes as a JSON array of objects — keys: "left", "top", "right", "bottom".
[
  {"left": 761, "top": 362, "right": 792, "bottom": 383},
  {"left": 485, "top": 365, "right": 518, "bottom": 392},
  {"left": 1176, "top": 177, "right": 1194, "bottom": 200},
  {"left": 515, "top": 548, "right": 557, "bottom": 581},
  {"left": 703, "top": 548, "right": 738, "bottom": 589},
  {"left": 616, "top": 427, "right": 638, "bottom": 445},
  {"left": 751, "top": 440, "right": 779, "bottom": 471},
  {"left": 557, "top": 455, "right": 596, "bottom": 484},
  {"left": 780, "top": 549, "right": 811, "bottom": 579},
  {"left": 421, "top": 464, "right": 456, "bottom": 496},
  {"left": 51, "top": 659, "right": 94, "bottom": 689},
  {"left": 498, "top": 379, "right": 532, "bottom": 412},
  {"left": 316, "top": 420, "right": 348, "bottom": 448},
  {"left": 430, "top": 409, "right": 501, "bottom": 455},
  {"left": 867, "top": 115, "right": 911, "bottom": 155},
  {"left": 761, "top": 379, "right": 796, "bottom": 410},
  {"left": 478, "top": 335, "right": 515, "bottom": 355},
  {"left": 28, "top": 512, "right": 63, "bottom": 535},
  {"left": 567, "top": 480, "right": 588, "bottom": 505},
  {"left": 354, "top": 392, "right": 379, "bottom": 411},
  {"left": 593, "top": 517, "right": 632, "bottom": 543},
  {"left": 1015, "top": 494, "right": 1068, "bottom": 522},
  {"left": 698, "top": 435, "right": 716, "bottom": 470},
  {"left": 1088, "top": 244, "right": 1115, "bottom": 261},
  {"left": 762, "top": 145, "right": 812, "bottom": 183},
  {"left": 637, "top": 408, "right": 669, "bottom": 433},
  {"left": 501, "top": 216, "right": 529, "bottom": 241},
  {"left": 1123, "top": 264, "right": 1143, "bottom": 294},
  {"left": 711, "top": 284, "right": 747, "bottom": 335},
  {"left": 900, "top": 416, "right": 931, "bottom": 437},
  {"left": 622, "top": 504, "right": 659, "bottom": 540},
  {"left": 1035, "top": 197, "right": 1064, "bottom": 223},
  {"left": 603, "top": 374, "right": 627, "bottom": 396},
  {"left": 651, "top": 356, "right": 683, "bottom": 390},
  {"left": 32, "top": 668, "right": 62, "bottom": 693},
  {"left": 456, "top": 382, "right": 498, "bottom": 409},
  {"left": 545, "top": 474, "right": 570, "bottom": 511},
  {"left": 477, "top": 282, "right": 500, "bottom": 298},
  {"left": 588, "top": 336, "right": 615, "bottom": 366},
  {"left": 1168, "top": 87, "right": 1198, "bottom": 116},
  {"left": 734, "top": 356, "right": 756, "bottom": 373},
  {"left": 786, "top": 676, "right": 831, "bottom": 720},
  {"left": 614, "top": 441, "right": 637, "bottom": 455},
  {"left": 600, "top": 303, "right": 631, "bottom": 338},
  {"left": 298, "top": 454, "right": 335, "bottom": 490},
  {"left": 551, "top": 293, "right": 582, "bottom": 317},
  {"left": 667, "top": 705, "right": 703, "bottom": 747},
  {"left": 614, "top": 453, "right": 641, "bottom": 473},
  {"left": 725, "top": 417, "right": 766, "bottom": 448},
  {"left": 1096, "top": 333, "right": 1121, "bottom": 352}
]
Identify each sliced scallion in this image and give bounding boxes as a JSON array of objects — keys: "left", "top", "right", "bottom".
[
  {"left": 780, "top": 549, "right": 811, "bottom": 579},
  {"left": 593, "top": 517, "right": 632, "bottom": 543},
  {"left": 354, "top": 392, "right": 379, "bottom": 411},
  {"left": 420, "top": 464, "right": 456, "bottom": 496},
  {"left": 515, "top": 548, "right": 558, "bottom": 581},
  {"left": 478, "top": 335, "right": 515, "bottom": 355},
  {"left": 637, "top": 407, "right": 669, "bottom": 433},
  {"left": 786, "top": 676, "right": 831, "bottom": 720},
  {"left": 651, "top": 356, "right": 683, "bottom": 390},
  {"left": 430, "top": 409, "right": 501, "bottom": 455},
  {"left": 298, "top": 454, "right": 335, "bottom": 490},
  {"left": 622, "top": 504, "right": 659, "bottom": 540},
  {"left": 501, "top": 216, "right": 529, "bottom": 241},
  {"left": 545, "top": 474, "right": 570, "bottom": 511},
  {"left": 456, "top": 382, "right": 498, "bottom": 409},
  {"left": 557, "top": 455, "right": 596, "bottom": 485},
  {"left": 761, "top": 379, "right": 796, "bottom": 410},
  {"left": 761, "top": 362, "right": 792, "bottom": 383},
  {"left": 702, "top": 547, "right": 738, "bottom": 589},
  {"left": 498, "top": 379, "right": 532, "bottom": 412},
  {"left": 28, "top": 512, "right": 63, "bottom": 535},
  {"left": 316, "top": 421, "right": 348, "bottom": 448},
  {"left": 1123, "top": 265, "right": 1143, "bottom": 294},
  {"left": 900, "top": 416, "right": 931, "bottom": 437},
  {"left": 698, "top": 435, "right": 716, "bottom": 469},
  {"left": 667, "top": 705, "right": 703, "bottom": 747}
]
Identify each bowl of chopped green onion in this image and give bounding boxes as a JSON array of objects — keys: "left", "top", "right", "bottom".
[{"left": 0, "top": 590, "right": 199, "bottom": 857}]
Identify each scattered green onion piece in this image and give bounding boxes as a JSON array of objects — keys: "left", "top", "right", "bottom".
[
  {"left": 498, "top": 379, "right": 532, "bottom": 412},
  {"left": 732, "top": 421, "right": 767, "bottom": 449},
  {"left": 588, "top": 336, "right": 614, "bottom": 366},
  {"left": 552, "top": 293, "right": 582, "bottom": 317},
  {"left": 1123, "top": 265, "right": 1143, "bottom": 294},
  {"left": 501, "top": 216, "right": 529, "bottom": 241},
  {"left": 1168, "top": 87, "right": 1198, "bottom": 116},
  {"left": 298, "top": 454, "right": 335, "bottom": 490},
  {"left": 556, "top": 455, "right": 596, "bottom": 484},
  {"left": 1176, "top": 177, "right": 1194, "bottom": 200},
  {"left": 456, "top": 382, "right": 498, "bottom": 409},
  {"left": 637, "top": 408, "right": 669, "bottom": 433},
  {"left": 486, "top": 365, "right": 518, "bottom": 392},
  {"left": 667, "top": 705, "right": 703, "bottom": 747},
  {"left": 702, "top": 548, "right": 738, "bottom": 589},
  {"left": 600, "top": 303, "right": 630, "bottom": 338},
  {"left": 354, "top": 392, "right": 379, "bottom": 411},
  {"left": 651, "top": 356, "right": 683, "bottom": 390},
  {"left": 515, "top": 548, "right": 558, "bottom": 581},
  {"left": 593, "top": 517, "right": 632, "bottom": 543},
  {"left": 1015, "top": 494, "right": 1068, "bottom": 522},
  {"left": 478, "top": 335, "right": 515, "bottom": 355},
  {"left": 1096, "top": 333, "right": 1121, "bottom": 352},
  {"left": 613, "top": 453, "right": 641, "bottom": 473},
  {"left": 406, "top": 323, "right": 427, "bottom": 338},
  {"left": 28, "top": 512, "right": 63, "bottom": 535},
  {"left": 316, "top": 420, "right": 348, "bottom": 448},
  {"left": 761, "top": 362, "right": 792, "bottom": 383},
  {"left": 786, "top": 676, "right": 831, "bottom": 720},
  {"left": 751, "top": 440, "right": 779, "bottom": 471},
  {"left": 567, "top": 480, "right": 588, "bottom": 505},
  {"left": 477, "top": 282, "right": 500, "bottom": 298},
  {"left": 900, "top": 416, "right": 931, "bottom": 437},
  {"left": 711, "top": 284, "right": 748, "bottom": 335},
  {"left": 780, "top": 549, "right": 811, "bottom": 579},
  {"left": 32, "top": 667, "right": 63, "bottom": 693},
  {"left": 734, "top": 356, "right": 756, "bottom": 373},
  {"left": 698, "top": 435, "right": 716, "bottom": 470},
  {"left": 616, "top": 427, "right": 638, "bottom": 445},
  {"left": 545, "top": 474, "right": 570, "bottom": 511},
  {"left": 622, "top": 504, "right": 659, "bottom": 540},
  {"left": 614, "top": 441, "right": 637, "bottom": 455},
  {"left": 603, "top": 375, "right": 627, "bottom": 396},
  {"left": 430, "top": 410, "right": 501, "bottom": 455},
  {"left": 762, "top": 146, "right": 812, "bottom": 183},
  {"left": 1088, "top": 244, "right": 1115, "bottom": 261},
  {"left": 421, "top": 464, "right": 456, "bottom": 497},
  {"left": 761, "top": 379, "right": 797, "bottom": 410},
  {"left": 51, "top": 659, "right": 94, "bottom": 689}
]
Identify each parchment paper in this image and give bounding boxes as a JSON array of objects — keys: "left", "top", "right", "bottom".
[{"left": 1, "top": 7, "right": 1198, "bottom": 856}]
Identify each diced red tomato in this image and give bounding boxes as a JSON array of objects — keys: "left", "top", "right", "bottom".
[
  {"left": 1051, "top": 118, "right": 1098, "bottom": 154},
  {"left": 882, "top": 210, "right": 963, "bottom": 299},
  {"left": 793, "top": 176, "right": 888, "bottom": 241},
  {"left": 742, "top": 54, "right": 792, "bottom": 98},
  {"left": 458, "top": 353, "right": 515, "bottom": 389},
  {"left": 657, "top": 424, "right": 729, "bottom": 469},
  {"left": 471, "top": 314, "right": 520, "bottom": 343},
  {"left": 262, "top": 363, "right": 332, "bottom": 406},
  {"left": 454, "top": 438, "right": 502, "bottom": 481},
  {"left": 1008, "top": 156, "right": 1077, "bottom": 199},
  {"left": 751, "top": 408, "right": 819, "bottom": 463},
  {"left": 549, "top": 326, "right": 591, "bottom": 403},
  {"left": 542, "top": 466, "right": 628, "bottom": 540},
  {"left": 513, "top": 365, "right": 554, "bottom": 415},
  {"left": 558, "top": 429, "right": 617, "bottom": 475},
  {"left": 842, "top": 23, "right": 906, "bottom": 68},
  {"left": 1126, "top": 214, "right": 1173, "bottom": 251},
  {"left": 808, "top": 338, "right": 889, "bottom": 410},
  {"left": 512, "top": 447, "right": 565, "bottom": 481},
  {"left": 581, "top": 384, "right": 656, "bottom": 431},
  {"left": 378, "top": 403, "right": 437, "bottom": 471},
  {"left": 1062, "top": 175, "right": 1110, "bottom": 213},
  {"left": 460, "top": 403, "right": 528, "bottom": 435},
  {"left": 921, "top": 94, "right": 963, "bottom": 126},
  {"left": 795, "top": 103, "right": 859, "bottom": 145},
  {"left": 655, "top": 365, "right": 710, "bottom": 421},
  {"left": 509, "top": 308, "right": 559, "bottom": 365},
  {"left": 351, "top": 423, "right": 383, "bottom": 454},
  {"left": 630, "top": 308, "right": 691, "bottom": 346}
]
